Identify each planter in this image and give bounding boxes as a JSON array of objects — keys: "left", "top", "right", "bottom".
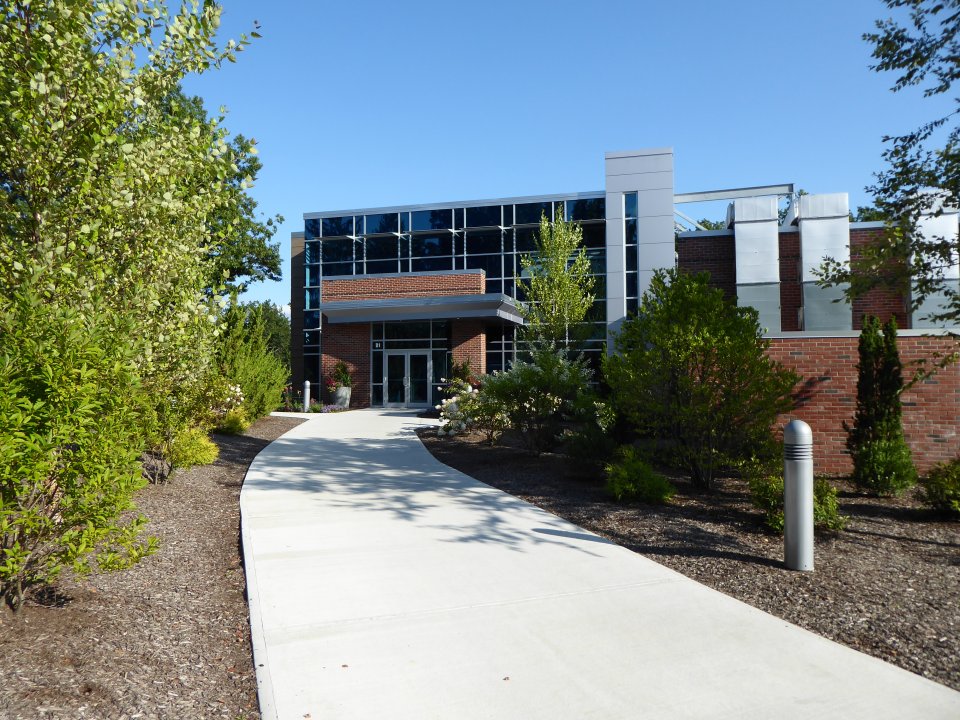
[{"left": 333, "top": 386, "right": 352, "bottom": 408}]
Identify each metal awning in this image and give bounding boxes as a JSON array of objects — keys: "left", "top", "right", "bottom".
[{"left": 318, "top": 293, "right": 524, "bottom": 325}]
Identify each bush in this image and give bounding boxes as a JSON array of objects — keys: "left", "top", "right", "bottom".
[
  {"left": 604, "top": 269, "right": 798, "bottom": 489},
  {"left": 479, "top": 348, "right": 593, "bottom": 455},
  {"left": 605, "top": 447, "right": 675, "bottom": 504},
  {"left": 168, "top": 428, "right": 219, "bottom": 470},
  {"left": 919, "top": 458, "right": 960, "bottom": 515},
  {"left": 217, "top": 304, "right": 288, "bottom": 422},
  {"left": 847, "top": 317, "right": 916, "bottom": 495},
  {"left": 0, "top": 294, "right": 156, "bottom": 610},
  {"left": 217, "top": 407, "right": 250, "bottom": 435},
  {"left": 332, "top": 360, "right": 352, "bottom": 388},
  {"left": 309, "top": 402, "right": 325, "bottom": 413},
  {"left": 748, "top": 473, "right": 848, "bottom": 533},
  {"left": 562, "top": 398, "right": 618, "bottom": 465}
]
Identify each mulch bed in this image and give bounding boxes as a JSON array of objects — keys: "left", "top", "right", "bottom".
[
  {"left": 0, "top": 415, "right": 304, "bottom": 720},
  {"left": 417, "top": 427, "right": 960, "bottom": 692}
]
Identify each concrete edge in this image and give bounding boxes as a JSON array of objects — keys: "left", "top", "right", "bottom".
[{"left": 240, "top": 498, "right": 277, "bottom": 720}]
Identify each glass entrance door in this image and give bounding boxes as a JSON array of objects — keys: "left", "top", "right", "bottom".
[{"left": 384, "top": 351, "right": 431, "bottom": 407}]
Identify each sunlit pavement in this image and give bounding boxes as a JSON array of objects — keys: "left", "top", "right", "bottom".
[{"left": 242, "top": 409, "right": 960, "bottom": 720}]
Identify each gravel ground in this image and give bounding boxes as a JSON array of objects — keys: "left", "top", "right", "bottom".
[
  {"left": 417, "top": 428, "right": 960, "bottom": 692},
  {"left": 0, "top": 416, "right": 304, "bottom": 720}
]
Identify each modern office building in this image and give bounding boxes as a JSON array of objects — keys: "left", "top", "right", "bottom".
[{"left": 290, "top": 147, "right": 960, "bottom": 414}]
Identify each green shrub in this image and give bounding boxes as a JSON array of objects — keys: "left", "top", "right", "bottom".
[
  {"left": 217, "top": 407, "right": 250, "bottom": 435},
  {"left": 919, "top": 458, "right": 960, "bottom": 515},
  {"left": 847, "top": 317, "right": 916, "bottom": 496},
  {"left": 0, "top": 294, "right": 156, "bottom": 610},
  {"left": 168, "top": 428, "right": 219, "bottom": 470},
  {"left": 563, "top": 398, "right": 618, "bottom": 465},
  {"left": 332, "top": 360, "right": 352, "bottom": 387},
  {"left": 605, "top": 447, "right": 675, "bottom": 504},
  {"left": 217, "top": 304, "right": 288, "bottom": 422},
  {"left": 604, "top": 269, "right": 798, "bottom": 489},
  {"left": 479, "top": 348, "right": 593, "bottom": 455},
  {"left": 309, "top": 402, "right": 325, "bottom": 413},
  {"left": 748, "top": 473, "right": 848, "bottom": 533}
]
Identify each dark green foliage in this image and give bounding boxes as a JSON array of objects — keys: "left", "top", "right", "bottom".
[
  {"left": 605, "top": 447, "right": 675, "bottom": 504},
  {"left": 333, "top": 361, "right": 352, "bottom": 388},
  {"left": 604, "top": 269, "right": 798, "bottom": 489},
  {"left": 0, "top": 293, "right": 156, "bottom": 610},
  {"left": 217, "top": 304, "right": 289, "bottom": 422},
  {"left": 748, "top": 474, "right": 848, "bottom": 533},
  {"left": 241, "top": 301, "right": 290, "bottom": 369},
  {"left": 561, "top": 398, "right": 618, "bottom": 466},
  {"left": 919, "top": 458, "right": 960, "bottom": 515},
  {"left": 479, "top": 348, "right": 593, "bottom": 455},
  {"left": 847, "top": 317, "right": 916, "bottom": 495}
]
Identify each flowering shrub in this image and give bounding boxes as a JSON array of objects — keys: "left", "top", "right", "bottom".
[{"left": 437, "top": 378, "right": 476, "bottom": 436}]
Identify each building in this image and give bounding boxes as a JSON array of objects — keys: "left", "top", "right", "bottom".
[{"left": 290, "top": 147, "right": 960, "bottom": 473}]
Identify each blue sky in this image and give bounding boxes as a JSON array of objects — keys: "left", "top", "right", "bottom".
[{"left": 181, "top": 0, "right": 949, "bottom": 309}]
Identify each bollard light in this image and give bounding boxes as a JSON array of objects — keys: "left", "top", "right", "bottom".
[
  {"left": 303, "top": 380, "right": 311, "bottom": 413},
  {"left": 783, "top": 419, "right": 814, "bottom": 572}
]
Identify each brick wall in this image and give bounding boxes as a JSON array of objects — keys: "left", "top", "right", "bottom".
[
  {"left": 321, "top": 323, "right": 370, "bottom": 408},
  {"left": 849, "top": 227, "right": 909, "bottom": 329},
  {"left": 676, "top": 232, "right": 736, "bottom": 300},
  {"left": 767, "top": 335, "right": 960, "bottom": 475},
  {"left": 778, "top": 230, "right": 802, "bottom": 331},
  {"left": 452, "top": 320, "right": 486, "bottom": 375},
  {"left": 322, "top": 272, "right": 484, "bottom": 301}
]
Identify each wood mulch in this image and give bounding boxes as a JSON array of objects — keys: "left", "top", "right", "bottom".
[
  {"left": 416, "top": 427, "right": 960, "bottom": 693},
  {"left": 0, "top": 415, "right": 304, "bottom": 720}
]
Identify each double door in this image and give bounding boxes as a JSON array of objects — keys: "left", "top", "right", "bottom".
[{"left": 385, "top": 351, "right": 431, "bottom": 408}]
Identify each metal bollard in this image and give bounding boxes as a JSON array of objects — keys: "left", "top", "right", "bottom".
[
  {"left": 303, "top": 380, "right": 311, "bottom": 413},
  {"left": 783, "top": 419, "right": 814, "bottom": 571}
]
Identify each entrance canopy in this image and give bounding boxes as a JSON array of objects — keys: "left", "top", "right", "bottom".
[{"left": 318, "top": 293, "right": 524, "bottom": 325}]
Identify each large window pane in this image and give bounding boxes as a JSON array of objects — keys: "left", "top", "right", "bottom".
[
  {"left": 515, "top": 226, "right": 538, "bottom": 252},
  {"left": 566, "top": 198, "right": 605, "bottom": 221},
  {"left": 625, "top": 219, "right": 638, "bottom": 245},
  {"left": 465, "top": 205, "right": 501, "bottom": 227},
  {"left": 412, "top": 257, "right": 453, "bottom": 272},
  {"left": 305, "top": 218, "right": 320, "bottom": 239},
  {"left": 322, "top": 216, "right": 353, "bottom": 237},
  {"left": 306, "top": 265, "right": 321, "bottom": 286},
  {"left": 322, "top": 237, "right": 353, "bottom": 263},
  {"left": 581, "top": 222, "right": 606, "bottom": 248},
  {"left": 626, "top": 245, "right": 638, "bottom": 271},
  {"left": 323, "top": 261, "right": 353, "bottom": 276},
  {"left": 365, "top": 213, "right": 398, "bottom": 234},
  {"left": 385, "top": 321, "right": 431, "bottom": 339},
  {"left": 305, "top": 287, "right": 320, "bottom": 309},
  {"left": 304, "top": 240, "right": 320, "bottom": 263},
  {"left": 304, "top": 311, "right": 320, "bottom": 329},
  {"left": 465, "top": 230, "right": 501, "bottom": 255},
  {"left": 366, "top": 259, "right": 399, "bottom": 275},
  {"left": 624, "top": 192, "right": 638, "bottom": 219},
  {"left": 466, "top": 254, "right": 501, "bottom": 278},
  {"left": 515, "top": 201, "right": 551, "bottom": 225},
  {"left": 411, "top": 233, "right": 453, "bottom": 257},
  {"left": 365, "top": 235, "right": 398, "bottom": 260},
  {"left": 411, "top": 209, "right": 452, "bottom": 231}
]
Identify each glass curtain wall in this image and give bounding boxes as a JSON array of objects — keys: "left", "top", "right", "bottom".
[{"left": 304, "top": 194, "right": 608, "bottom": 375}]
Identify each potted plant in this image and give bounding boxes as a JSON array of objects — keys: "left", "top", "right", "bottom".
[{"left": 326, "top": 361, "right": 352, "bottom": 408}]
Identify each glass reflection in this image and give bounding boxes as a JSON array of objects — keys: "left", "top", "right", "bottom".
[
  {"left": 465, "top": 205, "right": 501, "bottom": 227},
  {"left": 365, "top": 213, "right": 398, "bottom": 234},
  {"left": 411, "top": 209, "right": 453, "bottom": 231},
  {"left": 322, "top": 216, "right": 353, "bottom": 237}
]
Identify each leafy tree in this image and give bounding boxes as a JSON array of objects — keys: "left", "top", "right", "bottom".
[
  {"left": 846, "top": 316, "right": 916, "bottom": 494},
  {"left": 217, "top": 303, "right": 289, "bottom": 421},
  {"left": 0, "top": 0, "right": 260, "bottom": 605},
  {"left": 516, "top": 211, "right": 596, "bottom": 352},
  {"left": 820, "top": 1, "right": 960, "bottom": 327},
  {"left": 696, "top": 218, "right": 727, "bottom": 231},
  {"left": 604, "top": 269, "right": 798, "bottom": 489},
  {"left": 241, "top": 300, "right": 291, "bottom": 369}
]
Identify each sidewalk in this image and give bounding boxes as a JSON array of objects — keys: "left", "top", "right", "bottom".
[{"left": 241, "top": 409, "right": 960, "bottom": 719}]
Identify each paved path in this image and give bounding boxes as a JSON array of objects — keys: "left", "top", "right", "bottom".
[{"left": 241, "top": 409, "right": 960, "bottom": 719}]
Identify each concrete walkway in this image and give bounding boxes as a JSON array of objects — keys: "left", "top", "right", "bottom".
[{"left": 241, "top": 409, "right": 960, "bottom": 720}]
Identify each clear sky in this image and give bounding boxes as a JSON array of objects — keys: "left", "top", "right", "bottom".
[{"left": 180, "top": 0, "right": 949, "bottom": 309}]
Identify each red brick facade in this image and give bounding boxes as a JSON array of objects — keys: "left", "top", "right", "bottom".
[
  {"left": 319, "top": 272, "right": 488, "bottom": 406},
  {"left": 849, "top": 227, "right": 909, "bottom": 329},
  {"left": 767, "top": 335, "right": 960, "bottom": 475},
  {"left": 676, "top": 232, "right": 736, "bottom": 300},
  {"left": 321, "top": 272, "right": 484, "bottom": 301},
  {"left": 778, "top": 230, "right": 803, "bottom": 331}
]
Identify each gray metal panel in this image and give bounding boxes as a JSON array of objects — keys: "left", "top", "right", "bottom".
[
  {"left": 737, "top": 283, "right": 781, "bottom": 333},
  {"left": 911, "top": 280, "right": 960, "bottom": 329},
  {"left": 802, "top": 282, "right": 851, "bottom": 331},
  {"left": 674, "top": 184, "right": 794, "bottom": 204}
]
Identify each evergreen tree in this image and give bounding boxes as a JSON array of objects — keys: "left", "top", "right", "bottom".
[{"left": 847, "top": 317, "right": 917, "bottom": 495}]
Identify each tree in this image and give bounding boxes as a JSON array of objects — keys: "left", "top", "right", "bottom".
[
  {"left": 846, "top": 316, "right": 916, "bottom": 495},
  {"left": 0, "top": 0, "right": 259, "bottom": 608},
  {"left": 820, "top": 1, "right": 960, "bottom": 327},
  {"left": 604, "top": 269, "right": 798, "bottom": 489},
  {"left": 515, "top": 211, "right": 596, "bottom": 352},
  {"left": 241, "top": 300, "right": 291, "bottom": 370}
]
